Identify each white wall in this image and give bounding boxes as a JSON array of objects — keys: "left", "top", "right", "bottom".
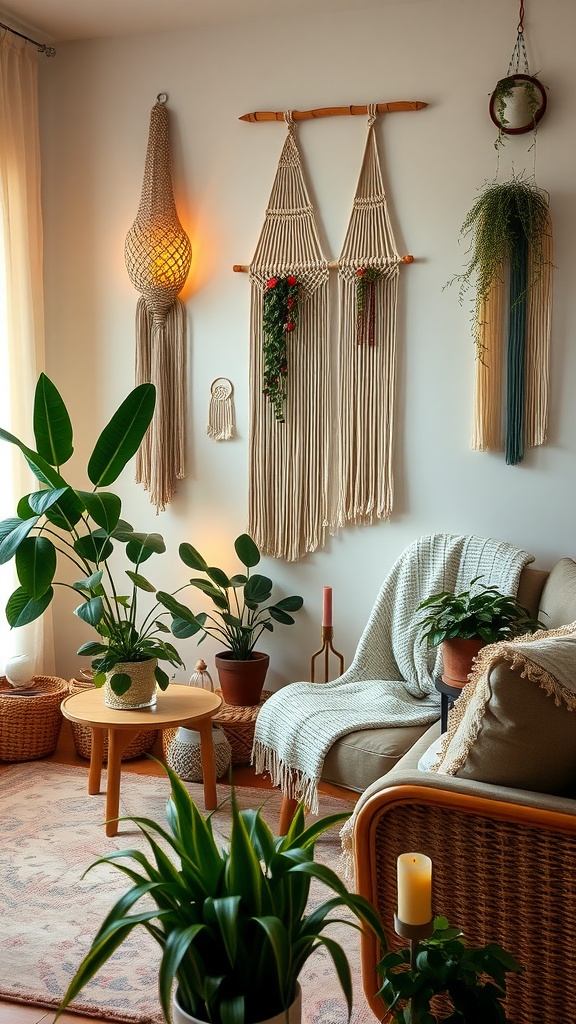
[{"left": 37, "top": 0, "right": 576, "bottom": 685}]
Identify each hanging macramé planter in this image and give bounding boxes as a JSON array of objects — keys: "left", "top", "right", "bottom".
[
  {"left": 125, "top": 95, "right": 192, "bottom": 511},
  {"left": 449, "top": 174, "right": 553, "bottom": 466},
  {"left": 488, "top": 10, "right": 547, "bottom": 150}
]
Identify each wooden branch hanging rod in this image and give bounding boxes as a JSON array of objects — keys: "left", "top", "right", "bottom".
[
  {"left": 239, "top": 101, "right": 427, "bottom": 122},
  {"left": 233, "top": 256, "right": 414, "bottom": 273}
]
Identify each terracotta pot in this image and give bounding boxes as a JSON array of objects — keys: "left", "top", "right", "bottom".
[
  {"left": 103, "top": 658, "right": 158, "bottom": 710},
  {"left": 215, "top": 651, "right": 270, "bottom": 707},
  {"left": 441, "top": 638, "right": 484, "bottom": 688},
  {"left": 172, "top": 983, "right": 302, "bottom": 1024}
]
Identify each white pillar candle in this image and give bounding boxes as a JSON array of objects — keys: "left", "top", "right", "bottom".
[
  {"left": 5, "top": 655, "right": 35, "bottom": 689},
  {"left": 397, "top": 852, "right": 432, "bottom": 925}
]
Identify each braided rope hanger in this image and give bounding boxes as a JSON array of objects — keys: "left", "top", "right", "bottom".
[
  {"left": 125, "top": 96, "right": 192, "bottom": 511},
  {"left": 336, "top": 104, "right": 401, "bottom": 526},
  {"left": 248, "top": 113, "right": 331, "bottom": 561}
]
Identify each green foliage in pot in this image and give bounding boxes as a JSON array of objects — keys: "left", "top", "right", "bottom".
[
  {"left": 416, "top": 576, "right": 544, "bottom": 648},
  {"left": 0, "top": 374, "right": 184, "bottom": 696},
  {"left": 446, "top": 174, "right": 552, "bottom": 357},
  {"left": 492, "top": 75, "right": 542, "bottom": 150},
  {"left": 377, "top": 916, "right": 522, "bottom": 1023},
  {"left": 157, "top": 533, "right": 304, "bottom": 661},
  {"left": 54, "top": 761, "right": 386, "bottom": 1024}
]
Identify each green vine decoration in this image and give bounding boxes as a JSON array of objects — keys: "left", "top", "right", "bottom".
[
  {"left": 493, "top": 76, "right": 541, "bottom": 151},
  {"left": 262, "top": 275, "right": 300, "bottom": 421},
  {"left": 447, "top": 174, "right": 552, "bottom": 357},
  {"left": 356, "top": 266, "right": 382, "bottom": 345}
]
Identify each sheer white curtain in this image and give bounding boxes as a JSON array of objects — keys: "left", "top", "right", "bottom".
[{"left": 0, "top": 28, "right": 52, "bottom": 674}]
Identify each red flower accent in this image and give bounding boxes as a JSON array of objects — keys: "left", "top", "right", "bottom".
[
  {"left": 287, "top": 297, "right": 295, "bottom": 310},
  {"left": 266, "top": 277, "right": 278, "bottom": 290},
  {"left": 357, "top": 268, "right": 366, "bottom": 277},
  {"left": 287, "top": 275, "right": 297, "bottom": 286},
  {"left": 285, "top": 321, "right": 295, "bottom": 332}
]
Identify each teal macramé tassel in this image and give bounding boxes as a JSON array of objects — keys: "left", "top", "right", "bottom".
[{"left": 505, "top": 226, "right": 529, "bottom": 466}]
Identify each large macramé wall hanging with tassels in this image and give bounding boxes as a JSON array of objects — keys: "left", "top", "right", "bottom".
[
  {"left": 247, "top": 112, "right": 331, "bottom": 562},
  {"left": 125, "top": 95, "right": 192, "bottom": 511},
  {"left": 336, "top": 104, "right": 403, "bottom": 527},
  {"left": 235, "top": 100, "right": 425, "bottom": 560}
]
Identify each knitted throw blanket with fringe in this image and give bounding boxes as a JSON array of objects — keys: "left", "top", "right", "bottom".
[{"left": 252, "top": 533, "right": 533, "bottom": 812}]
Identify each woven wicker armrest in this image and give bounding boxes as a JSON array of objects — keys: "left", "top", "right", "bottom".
[{"left": 354, "top": 777, "right": 576, "bottom": 1024}]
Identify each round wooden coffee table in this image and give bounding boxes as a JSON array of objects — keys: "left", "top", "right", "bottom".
[{"left": 61, "top": 683, "right": 222, "bottom": 836}]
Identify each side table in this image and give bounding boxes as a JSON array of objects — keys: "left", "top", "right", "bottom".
[
  {"left": 61, "top": 684, "right": 222, "bottom": 836},
  {"left": 435, "top": 678, "right": 464, "bottom": 733},
  {"left": 212, "top": 689, "right": 272, "bottom": 764}
]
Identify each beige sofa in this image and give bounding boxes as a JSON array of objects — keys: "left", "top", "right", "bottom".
[
  {"left": 319, "top": 561, "right": 550, "bottom": 795},
  {"left": 351, "top": 557, "right": 576, "bottom": 1024}
]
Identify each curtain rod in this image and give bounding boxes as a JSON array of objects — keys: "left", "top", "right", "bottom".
[{"left": 0, "top": 20, "right": 56, "bottom": 56}]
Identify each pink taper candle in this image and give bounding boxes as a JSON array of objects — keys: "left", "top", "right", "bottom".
[{"left": 322, "top": 586, "right": 332, "bottom": 627}]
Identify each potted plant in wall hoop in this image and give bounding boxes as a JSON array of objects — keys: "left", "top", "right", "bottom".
[
  {"left": 54, "top": 763, "right": 386, "bottom": 1024},
  {"left": 0, "top": 374, "right": 185, "bottom": 710},
  {"left": 157, "top": 533, "right": 303, "bottom": 706},
  {"left": 416, "top": 576, "right": 544, "bottom": 686}
]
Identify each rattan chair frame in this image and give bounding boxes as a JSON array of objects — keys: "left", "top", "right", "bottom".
[{"left": 354, "top": 782, "right": 576, "bottom": 1024}]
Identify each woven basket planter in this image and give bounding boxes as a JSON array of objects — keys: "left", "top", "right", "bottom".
[
  {"left": 0, "top": 675, "right": 68, "bottom": 762},
  {"left": 163, "top": 726, "right": 232, "bottom": 783},
  {"left": 68, "top": 677, "right": 158, "bottom": 762}
]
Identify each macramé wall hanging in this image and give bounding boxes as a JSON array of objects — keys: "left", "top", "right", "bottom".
[
  {"left": 125, "top": 94, "right": 192, "bottom": 511},
  {"left": 336, "top": 105, "right": 403, "bottom": 527},
  {"left": 449, "top": 1, "right": 552, "bottom": 467},
  {"left": 206, "top": 378, "right": 236, "bottom": 441},
  {"left": 235, "top": 100, "right": 425, "bottom": 558},
  {"left": 246, "top": 112, "right": 331, "bottom": 562}
]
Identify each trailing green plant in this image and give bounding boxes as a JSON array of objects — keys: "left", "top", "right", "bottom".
[
  {"left": 0, "top": 374, "right": 184, "bottom": 696},
  {"left": 493, "top": 75, "right": 541, "bottom": 150},
  {"left": 416, "top": 576, "right": 544, "bottom": 647},
  {"left": 262, "top": 274, "right": 301, "bottom": 422},
  {"left": 377, "top": 916, "right": 523, "bottom": 1023},
  {"left": 54, "top": 761, "right": 386, "bottom": 1024},
  {"left": 157, "top": 532, "right": 303, "bottom": 661},
  {"left": 446, "top": 174, "right": 552, "bottom": 357}
]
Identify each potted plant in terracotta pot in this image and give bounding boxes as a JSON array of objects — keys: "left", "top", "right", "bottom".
[
  {"left": 157, "top": 533, "right": 303, "bottom": 706},
  {"left": 0, "top": 373, "right": 184, "bottom": 709},
  {"left": 54, "top": 762, "right": 386, "bottom": 1024},
  {"left": 416, "top": 576, "right": 543, "bottom": 686}
]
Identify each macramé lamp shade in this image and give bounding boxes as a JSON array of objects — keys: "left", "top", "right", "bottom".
[{"left": 125, "top": 95, "right": 192, "bottom": 511}]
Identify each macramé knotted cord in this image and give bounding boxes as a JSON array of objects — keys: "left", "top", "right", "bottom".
[
  {"left": 125, "top": 99, "right": 191, "bottom": 511},
  {"left": 471, "top": 213, "right": 552, "bottom": 459},
  {"left": 248, "top": 113, "right": 330, "bottom": 561},
  {"left": 336, "top": 105, "right": 401, "bottom": 527}
]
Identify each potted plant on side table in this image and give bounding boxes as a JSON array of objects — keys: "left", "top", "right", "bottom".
[
  {"left": 0, "top": 373, "right": 185, "bottom": 709},
  {"left": 416, "top": 576, "right": 544, "bottom": 687},
  {"left": 54, "top": 762, "right": 386, "bottom": 1024},
  {"left": 157, "top": 533, "right": 303, "bottom": 706}
]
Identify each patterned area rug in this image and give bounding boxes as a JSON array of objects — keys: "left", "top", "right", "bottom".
[{"left": 0, "top": 761, "right": 377, "bottom": 1024}]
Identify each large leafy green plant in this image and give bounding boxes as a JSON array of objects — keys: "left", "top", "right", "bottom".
[
  {"left": 157, "top": 533, "right": 303, "bottom": 661},
  {"left": 416, "top": 576, "right": 543, "bottom": 648},
  {"left": 54, "top": 762, "right": 385, "bottom": 1024},
  {"left": 0, "top": 374, "right": 183, "bottom": 696},
  {"left": 377, "top": 916, "right": 522, "bottom": 1023}
]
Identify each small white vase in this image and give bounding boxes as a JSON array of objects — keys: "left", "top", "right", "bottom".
[{"left": 172, "top": 983, "right": 302, "bottom": 1024}]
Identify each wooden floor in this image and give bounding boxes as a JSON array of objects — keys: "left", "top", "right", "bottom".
[{"left": 0, "top": 719, "right": 274, "bottom": 1024}]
